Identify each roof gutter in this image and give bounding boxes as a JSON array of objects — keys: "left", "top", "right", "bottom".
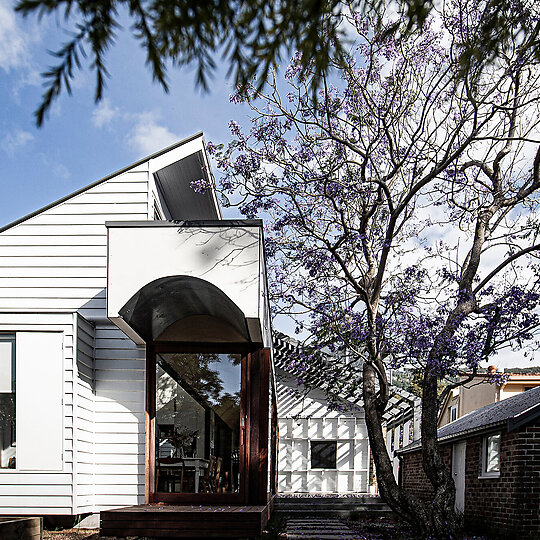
[{"left": 397, "top": 420, "right": 507, "bottom": 454}]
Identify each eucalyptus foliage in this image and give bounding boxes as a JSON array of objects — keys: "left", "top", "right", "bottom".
[{"left": 209, "top": 2, "right": 540, "bottom": 536}]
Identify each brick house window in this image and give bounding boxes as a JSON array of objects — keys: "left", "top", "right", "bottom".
[
  {"left": 310, "top": 441, "right": 337, "bottom": 469},
  {"left": 480, "top": 433, "right": 501, "bottom": 478},
  {"left": 449, "top": 405, "right": 458, "bottom": 423}
]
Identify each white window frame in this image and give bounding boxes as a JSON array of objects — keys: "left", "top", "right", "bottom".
[
  {"left": 479, "top": 432, "right": 501, "bottom": 479},
  {"left": 449, "top": 404, "right": 458, "bottom": 423}
]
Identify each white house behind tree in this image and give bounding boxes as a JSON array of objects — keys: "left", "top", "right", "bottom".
[{"left": 273, "top": 333, "right": 416, "bottom": 494}]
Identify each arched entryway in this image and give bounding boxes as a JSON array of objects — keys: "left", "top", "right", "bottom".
[{"left": 119, "top": 275, "right": 275, "bottom": 505}]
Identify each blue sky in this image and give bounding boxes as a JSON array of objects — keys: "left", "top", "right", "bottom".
[
  {"left": 0, "top": 0, "right": 301, "bottom": 335},
  {"left": 0, "top": 1, "right": 252, "bottom": 228}
]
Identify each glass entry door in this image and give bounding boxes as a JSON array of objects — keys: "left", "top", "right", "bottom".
[{"left": 154, "top": 352, "right": 244, "bottom": 499}]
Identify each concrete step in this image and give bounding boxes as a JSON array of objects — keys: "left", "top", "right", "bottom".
[
  {"left": 276, "top": 495, "right": 383, "bottom": 504},
  {"left": 275, "top": 502, "right": 389, "bottom": 509}
]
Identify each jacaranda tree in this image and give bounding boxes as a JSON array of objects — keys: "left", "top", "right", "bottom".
[{"left": 207, "top": 2, "right": 540, "bottom": 536}]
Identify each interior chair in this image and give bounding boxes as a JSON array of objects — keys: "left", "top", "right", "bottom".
[
  {"left": 156, "top": 457, "right": 185, "bottom": 492},
  {"left": 200, "top": 455, "right": 216, "bottom": 493}
]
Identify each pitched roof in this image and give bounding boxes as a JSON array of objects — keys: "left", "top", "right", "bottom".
[
  {"left": 400, "top": 385, "right": 540, "bottom": 453},
  {"left": 0, "top": 132, "right": 220, "bottom": 233}
]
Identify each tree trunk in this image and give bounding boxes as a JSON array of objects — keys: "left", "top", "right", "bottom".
[
  {"left": 362, "top": 362, "right": 460, "bottom": 538},
  {"left": 421, "top": 370, "right": 461, "bottom": 534}
]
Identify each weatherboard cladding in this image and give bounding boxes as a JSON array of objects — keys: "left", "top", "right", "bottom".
[
  {"left": 0, "top": 156, "right": 164, "bottom": 514},
  {"left": 0, "top": 132, "right": 205, "bottom": 234}
]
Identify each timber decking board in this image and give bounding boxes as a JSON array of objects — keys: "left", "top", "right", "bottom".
[{"left": 101, "top": 502, "right": 271, "bottom": 538}]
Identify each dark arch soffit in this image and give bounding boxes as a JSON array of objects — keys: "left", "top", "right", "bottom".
[{"left": 118, "top": 275, "right": 251, "bottom": 343}]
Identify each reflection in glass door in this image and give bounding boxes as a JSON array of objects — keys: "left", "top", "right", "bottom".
[{"left": 155, "top": 353, "right": 242, "bottom": 496}]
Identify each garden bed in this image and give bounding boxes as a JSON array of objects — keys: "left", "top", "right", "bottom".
[{"left": 0, "top": 516, "right": 42, "bottom": 540}]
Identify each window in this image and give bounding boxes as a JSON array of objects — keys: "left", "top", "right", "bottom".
[
  {"left": 0, "top": 335, "right": 15, "bottom": 469},
  {"left": 310, "top": 441, "right": 337, "bottom": 469},
  {"left": 480, "top": 433, "right": 501, "bottom": 478},
  {"left": 155, "top": 352, "right": 242, "bottom": 494},
  {"left": 449, "top": 404, "right": 458, "bottom": 423}
]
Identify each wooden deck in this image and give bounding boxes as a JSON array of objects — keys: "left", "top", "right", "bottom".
[{"left": 100, "top": 502, "right": 273, "bottom": 538}]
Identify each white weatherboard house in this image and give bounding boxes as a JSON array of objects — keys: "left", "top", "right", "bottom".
[
  {"left": 273, "top": 335, "right": 372, "bottom": 494},
  {"left": 273, "top": 334, "right": 420, "bottom": 494},
  {"left": 0, "top": 134, "right": 277, "bottom": 536}
]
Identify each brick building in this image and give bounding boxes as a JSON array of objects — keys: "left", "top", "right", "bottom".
[{"left": 398, "top": 386, "right": 540, "bottom": 539}]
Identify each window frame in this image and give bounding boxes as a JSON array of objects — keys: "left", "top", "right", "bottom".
[
  {"left": 449, "top": 404, "right": 458, "bottom": 423},
  {"left": 479, "top": 432, "right": 501, "bottom": 479},
  {"left": 0, "top": 334, "right": 16, "bottom": 471},
  {"left": 310, "top": 440, "right": 337, "bottom": 470}
]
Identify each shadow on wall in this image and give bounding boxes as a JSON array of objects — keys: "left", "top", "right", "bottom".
[{"left": 76, "top": 296, "right": 146, "bottom": 496}]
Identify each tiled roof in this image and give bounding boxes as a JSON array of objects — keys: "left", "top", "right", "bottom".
[{"left": 400, "top": 385, "right": 540, "bottom": 452}]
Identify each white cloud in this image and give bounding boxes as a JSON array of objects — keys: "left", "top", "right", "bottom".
[
  {"left": 52, "top": 162, "right": 71, "bottom": 179},
  {"left": 0, "top": 0, "right": 30, "bottom": 72},
  {"left": 92, "top": 98, "right": 120, "bottom": 128},
  {"left": 127, "top": 112, "right": 179, "bottom": 156},
  {"left": 39, "top": 152, "right": 71, "bottom": 180},
  {"left": 1, "top": 128, "right": 34, "bottom": 156}
]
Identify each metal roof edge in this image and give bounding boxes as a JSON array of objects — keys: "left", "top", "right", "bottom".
[
  {"left": 105, "top": 219, "right": 264, "bottom": 228},
  {"left": 507, "top": 400, "right": 540, "bottom": 432},
  {"left": 0, "top": 132, "right": 205, "bottom": 234}
]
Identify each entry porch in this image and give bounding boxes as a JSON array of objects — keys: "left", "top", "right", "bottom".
[{"left": 104, "top": 220, "right": 277, "bottom": 537}]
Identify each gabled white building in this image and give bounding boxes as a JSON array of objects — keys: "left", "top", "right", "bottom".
[
  {"left": 273, "top": 334, "right": 421, "bottom": 494},
  {"left": 273, "top": 334, "right": 372, "bottom": 494},
  {"left": 0, "top": 134, "right": 276, "bottom": 533}
]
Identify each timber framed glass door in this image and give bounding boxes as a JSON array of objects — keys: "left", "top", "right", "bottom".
[{"left": 147, "top": 344, "right": 247, "bottom": 503}]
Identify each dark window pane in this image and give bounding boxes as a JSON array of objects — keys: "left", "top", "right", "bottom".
[
  {"left": 0, "top": 335, "right": 16, "bottom": 469},
  {"left": 155, "top": 352, "right": 242, "bottom": 494},
  {"left": 311, "top": 441, "right": 337, "bottom": 469}
]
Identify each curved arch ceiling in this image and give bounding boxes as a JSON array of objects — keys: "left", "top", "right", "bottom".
[{"left": 118, "top": 275, "right": 250, "bottom": 343}]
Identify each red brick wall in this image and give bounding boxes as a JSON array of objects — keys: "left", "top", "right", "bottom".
[
  {"left": 401, "top": 445, "right": 451, "bottom": 501},
  {"left": 400, "top": 421, "right": 540, "bottom": 539},
  {"left": 463, "top": 431, "right": 520, "bottom": 535}
]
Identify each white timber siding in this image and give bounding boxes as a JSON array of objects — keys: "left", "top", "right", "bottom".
[
  {"left": 74, "top": 314, "right": 95, "bottom": 513},
  {"left": 276, "top": 370, "right": 370, "bottom": 494},
  {"left": 0, "top": 162, "right": 161, "bottom": 514},
  {"left": 91, "top": 323, "right": 145, "bottom": 510},
  {"left": 0, "top": 165, "right": 152, "bottom": 319}
]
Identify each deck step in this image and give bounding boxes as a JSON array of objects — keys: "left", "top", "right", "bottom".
[
  {"left": 282, "top": 517, "right": 361, "bottom": 539},
  {"left": 274, "top": 495, "right": 393, "bottom": 519}
]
